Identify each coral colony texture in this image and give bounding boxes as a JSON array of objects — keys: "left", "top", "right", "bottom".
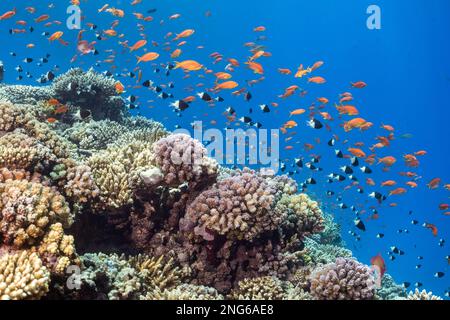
[{"left": 0, "top": 69, "right": 433, "bottom": 300}]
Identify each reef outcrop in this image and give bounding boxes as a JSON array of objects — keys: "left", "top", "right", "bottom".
[{"left": 0, "top": 69, "right": 423, "bottom": 300}]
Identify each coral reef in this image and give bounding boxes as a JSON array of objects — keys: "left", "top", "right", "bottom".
[
  {"left": 309, "top": 258, "right": 376, "bottom": 300},
  {"left": 0, "top": 77, "right": 419, "bottom": 300}
]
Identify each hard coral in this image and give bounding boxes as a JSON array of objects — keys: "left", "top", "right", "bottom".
[
  {"left": 309, "top": 257, "right": 376, "bottom": 300},
  {"left": 0, "top": 179, "right": 72, "bottom": 247},
  {"left": 152, "top": 133, "right": 218, "bottom": 188},
  {"left": 0, "top": 250, "right": 50, "bottom": 300},
  {"left": 52, "top": 68, "right": 126, "bottom": 121},
  {"left": 229, "top": 276, "right": 285, "bottom": 300}
]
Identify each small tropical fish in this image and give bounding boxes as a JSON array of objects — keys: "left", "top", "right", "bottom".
[
  {"left": 174, "top": 60, "right": 203, "bottom": 71},
  {"left": 137, "top": 52, "right": 159, "bottom": 63},
  {"left": 351, "top": 81, "right": 367, "bottom": 88},
  {"left": 48, "top": 31, "right": 63, "bottom": 41},
  {"left": 129, "top": 40, "right": 147, "bottom": 52}
]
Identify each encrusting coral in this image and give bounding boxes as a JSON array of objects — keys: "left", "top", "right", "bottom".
[{"left": 0, "top": 71, "right": 436, "bottom": 300}]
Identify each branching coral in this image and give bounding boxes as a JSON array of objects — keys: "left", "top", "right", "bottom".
[
  {"left": 0, "top": 250, "right": 50, "bottom": 300},
  {"left": 52, "top": 68, "right": 126, "bottom": 121},
  {"left": 0, "top": 130, "right": 56, "bottom": 171},
  {"left": 143, "top": 283, "right": 223, "bottom": 300},
  {"left": 87, "top": 141, "right": 155, "bottom": 211},
  {"left": 309, "top": 257, "right": 376, "bottom": 300},
  {"left": 407, "top": 289, "right": 443, "bottom": 300},
  {"left": 69, "top": 253, "right": 182, "bottom": 300},
  {"left": 303, "top": 237, "right": 352, "bottom": 265},
  {"left": 276, "top": 193, "right": 324, "bottom": 238},
  {"left": 376, "top": 273, "right": 407, "bottom": 300},
  {"left": 37, "top": 223, "right": 79, "bottom": 275},
  {"left": 0, "top": 179, "right": 72, "bottom": 247},
  {"left": 229, "top": 276, "right": 285, "bottom": 300},
  {"left": 0, "top": 84, "right": 54, "bottom": 105},
  {"left": 63, "top": 164, "right": 99, "bottom": 204}
]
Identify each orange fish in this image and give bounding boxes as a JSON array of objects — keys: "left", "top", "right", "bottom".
[
  {"left": 424, "top": 223, "right": 438, "bottom": 236},
  {"left": 170, "top": 48, "right": 182, "bottom": 58},
  {"left": 308, "top": 76, "right": 326, "bottom": 84},
  {"left": 0, "top": 8, "right": 16, "bottom": 20},
  {"left": 278, "top": 68, "right": 292, "bottom": 75},
  {"left": 215, "top": 72, "right": 232, "bottom": 80},
  {"left": 48, "top": 31, "right": 63, "bottom": 41},
  {"left": 348, "top": 148, "right": 366, "bottom": 158},
  {"left": 174, "top": 60, "right": 203, "bottom": 71},
  {"left": 439, "top": 204, "right": 449, "bottom": 210},
  {"left": 283, "top": 120, "right": 298, "bottom": 129},
  {"left": 35, "top": 14, "right": 50, "bottom": 23},
  {"left": 174, "top": 29, "right": 195, "bottom": 40},
  {"left": 381, "top": 180, "right": 397, "bottom": 187},
  {"left": 335, "top": 104, "right": 359, "bottom": 116},
  {"left": 378, "top": 156, "right": 397, "bottom": 167},
  {"left": 366, "top": 178, "right": 376, "bottom": 186},
  {"left": 405, "top": 181, "right": 418, "bottom": 188},
  {"left": 351, "top": 81, "right": 367, "bottom": 88},
  {"left": 317, "top": 97, "right": 329, "bottom": 104},
  {"left": 381, "top": 124, "right": 395, "bottom": 132},
  {"left": 214, "top": 81, "right": 238, "bottom": 90},
  {"left": 115, "top": 82, "right": 125, "bottom": 94},
  {"left": 253, "top": 26, "right": 266, "bottom": 32},
  {"left": 427, "top": 178, "right": 441, "bottom": 190},
  {"left": 310, "top": 61, "right": 324, "bottom": 71},
  {"left": 54, "top": 105, "right": 69, "bottom": 114},
  {"left": 414, "top": 150, "right": 427, "bottom": 156},
  {"left": 343, "top": 118, "right": 368, "bottom": 132},
  {"left": 370, "top": 253, "right": 386, "bottom": 278},
  {"left": 47, "top": 98, "right": 60, "bottom": 106},
  {"left": 389, "top": 188, "right": 407, "bottom": 196},
  {"left": 246, "top": 61, "right": 264, "bottom": 74},
  {"left": 289, "top": 109, "right": 306, "bottom": 116},
  {"left": 129, "top": 40, "right": 147, "bottom": 52},
  {"left": 137, "top": 52, "right": 159, "bottom": 63},
  {"left": 47, "top": 117, "right": 58, "bottom": 123}
]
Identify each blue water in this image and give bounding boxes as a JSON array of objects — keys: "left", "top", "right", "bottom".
[{"left": 0, "top": 0, "right": 448, "bottom": 297}]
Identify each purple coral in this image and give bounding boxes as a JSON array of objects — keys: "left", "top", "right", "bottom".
[
  {"left": 309, "top": 257, "right": 376, "bottom": 300},
  {"left": 152, "top": 134, "right": 217, "bottom": 188},
  {"left": 182, "top": 170, "right": 278, "bottom": 241}
]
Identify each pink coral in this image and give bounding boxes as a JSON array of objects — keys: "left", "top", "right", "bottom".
[
  {"left": 152, "top": 134, "right": 218, "bottom": 188},
  {"left": 183, "top": 170, "right": 278, "bottom": 241},
  {"left": 309, "top": 257, "right": 376, "bottom": 300}
]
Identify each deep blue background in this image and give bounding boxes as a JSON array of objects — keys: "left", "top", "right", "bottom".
[{"left": 0, "top": 0, "right": 448, "bottom": 297}]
